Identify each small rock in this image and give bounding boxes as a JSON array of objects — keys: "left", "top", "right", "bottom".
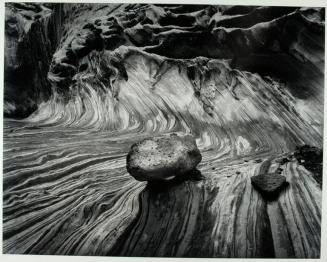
[
  {"left": 251, "top": 173, "right": 289, "bottom": 200},
  {"left": 126, "top": 133, "right": 202, "bottom": 181}
]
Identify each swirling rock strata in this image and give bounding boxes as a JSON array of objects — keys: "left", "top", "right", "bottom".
[
  {"left": 3, "top": 3, "right": 324, "bottom": 259},
  {"left": 126, "top": 133, "right": 202, "bottom": 181}
]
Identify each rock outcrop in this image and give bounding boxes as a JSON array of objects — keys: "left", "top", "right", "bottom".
[
  {"left": 4, "top": 4, "right": 324, "bottom": 121},
  {"left": 127, "top": 133, "right": 202, "bottom": 181},
  {"left": 4, "top": 3, "right": 65, "bottom": 117}
]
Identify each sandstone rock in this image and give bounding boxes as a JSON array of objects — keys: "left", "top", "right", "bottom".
[
  {"left": 126, "top": 133, "right": 202, "bottom": 181},
  {"left": 71, "top": 28, "right": 102, "bottom": 57},
  {"left": 251, "top": 173, "right": 289, "bottom": 200},
  {"left": 4, "top": 3, "right": 64, "bottom": 118}
]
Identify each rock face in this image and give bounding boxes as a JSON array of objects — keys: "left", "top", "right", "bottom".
[
  {"left": 251, "top": 173, "right": 289, "bottom": 200},
  {"left": 46, "top": 4, "right": 325, "bottom": 101},
  {"left": 4, "top": 3, "right": 65, "bottom": 117},
  {"left": 126, "top": 133, "right": 202, "bottom": 181},
  {"left": 4, "top": 4, "right": 324, "bottom": 121}
]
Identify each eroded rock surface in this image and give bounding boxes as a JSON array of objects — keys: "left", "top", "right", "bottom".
[
  {"left": 127, "top": 133, "right": 202, "bottom": 181},
  {"left": 4, "top": 3, "right": 64, "bottom": 117},
  {"left": 3, "top": 3, "right": 324, "bottom": 259}
]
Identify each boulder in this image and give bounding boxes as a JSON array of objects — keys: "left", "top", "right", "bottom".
[
  {"left": 126, "top": 133, "right": 202, "bottom": 181},
  {"left": 251, "top": 173, "right": 289, "bottom": 200}
]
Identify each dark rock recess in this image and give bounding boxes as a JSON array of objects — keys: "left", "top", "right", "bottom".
[
  {"left": 4, "top": 3, "right": 65, "bottom": 117},
  {"left": 294, "top": 145, "right": 323, "bottom": 187}
]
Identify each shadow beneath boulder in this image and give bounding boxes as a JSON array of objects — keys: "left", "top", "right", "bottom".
[
  {"left": 109, "top": 168, "right": 213, "bottom": 257},
  {"left": 146, "top": 168, "right": 204, "bottom": 192},
  {"left": 251, "top": 173, "right": 290, "bottom": 201}
]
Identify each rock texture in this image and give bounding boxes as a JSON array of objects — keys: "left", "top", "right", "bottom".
[
  {"left": 127, "top": 133, "right": 202, "bottom": 181},
  {"left": 294, "top": 145, "right": 323, "bottom": 187},
  {"left": 4, "top": 3, "right": 64, "bottom": 117},
  {"left": 251, "top": 173, "right": 289, "bottom": 200},
  {"left": 3, "top": 3, "right": 324, "bottom": 259}
]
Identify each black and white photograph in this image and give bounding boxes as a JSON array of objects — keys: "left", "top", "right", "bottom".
[{"left": 1, "top": 0, "right": 326, "bottom": 259}]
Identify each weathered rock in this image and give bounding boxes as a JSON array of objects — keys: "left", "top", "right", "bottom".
[
  {"left": 71, "top": 28, "right": 103, "bottom": 57},
  {"left": 294, "top": 145, "right": 323, "bottom": 187},
  {"left": 126, "top": 133, "right": 202, "bottom": 181},
  {"left": 4, "top": 3, "right": 64, "bottom": 118},
  {"left": 251, "top": 173, "right": 289, "bottom": 200}
]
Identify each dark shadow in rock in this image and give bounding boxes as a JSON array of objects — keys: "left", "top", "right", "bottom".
[
  {"left": 232, "top": 54, "right": 323, "bottom": 100},
  {"left": 222, "top": 5, "right": 258, "bottom": 16},
  {"left": 109, "top": 169, "right": 215, "bottom": 257},
  {"left": 254, "top": 181, "right": 289, "bottom": 201},
  {"left": 110, "top": 166, "right": 275, "bottom": 257},
  {"left": 146, "top": 169, "right": 204, "bottom": 192},
  {"left": 294, "top": 145, "right": 323, "bottom": 188}
]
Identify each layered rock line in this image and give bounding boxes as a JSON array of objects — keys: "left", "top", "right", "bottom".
[{"left": 3, "top": 3, "right": 324, "bottom": 258}]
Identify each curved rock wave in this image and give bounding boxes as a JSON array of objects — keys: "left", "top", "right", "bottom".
[{"left": 3, "top": 3, "right": 324, "bottom": 258}]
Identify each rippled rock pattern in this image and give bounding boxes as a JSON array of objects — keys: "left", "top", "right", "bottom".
[{"left": 3, "top": 3, "right": 325, "bottom": 258}]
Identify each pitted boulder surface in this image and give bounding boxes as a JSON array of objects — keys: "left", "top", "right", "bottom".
[{"left": 126, "top": 133, "right": 202, "bottom": 181}]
